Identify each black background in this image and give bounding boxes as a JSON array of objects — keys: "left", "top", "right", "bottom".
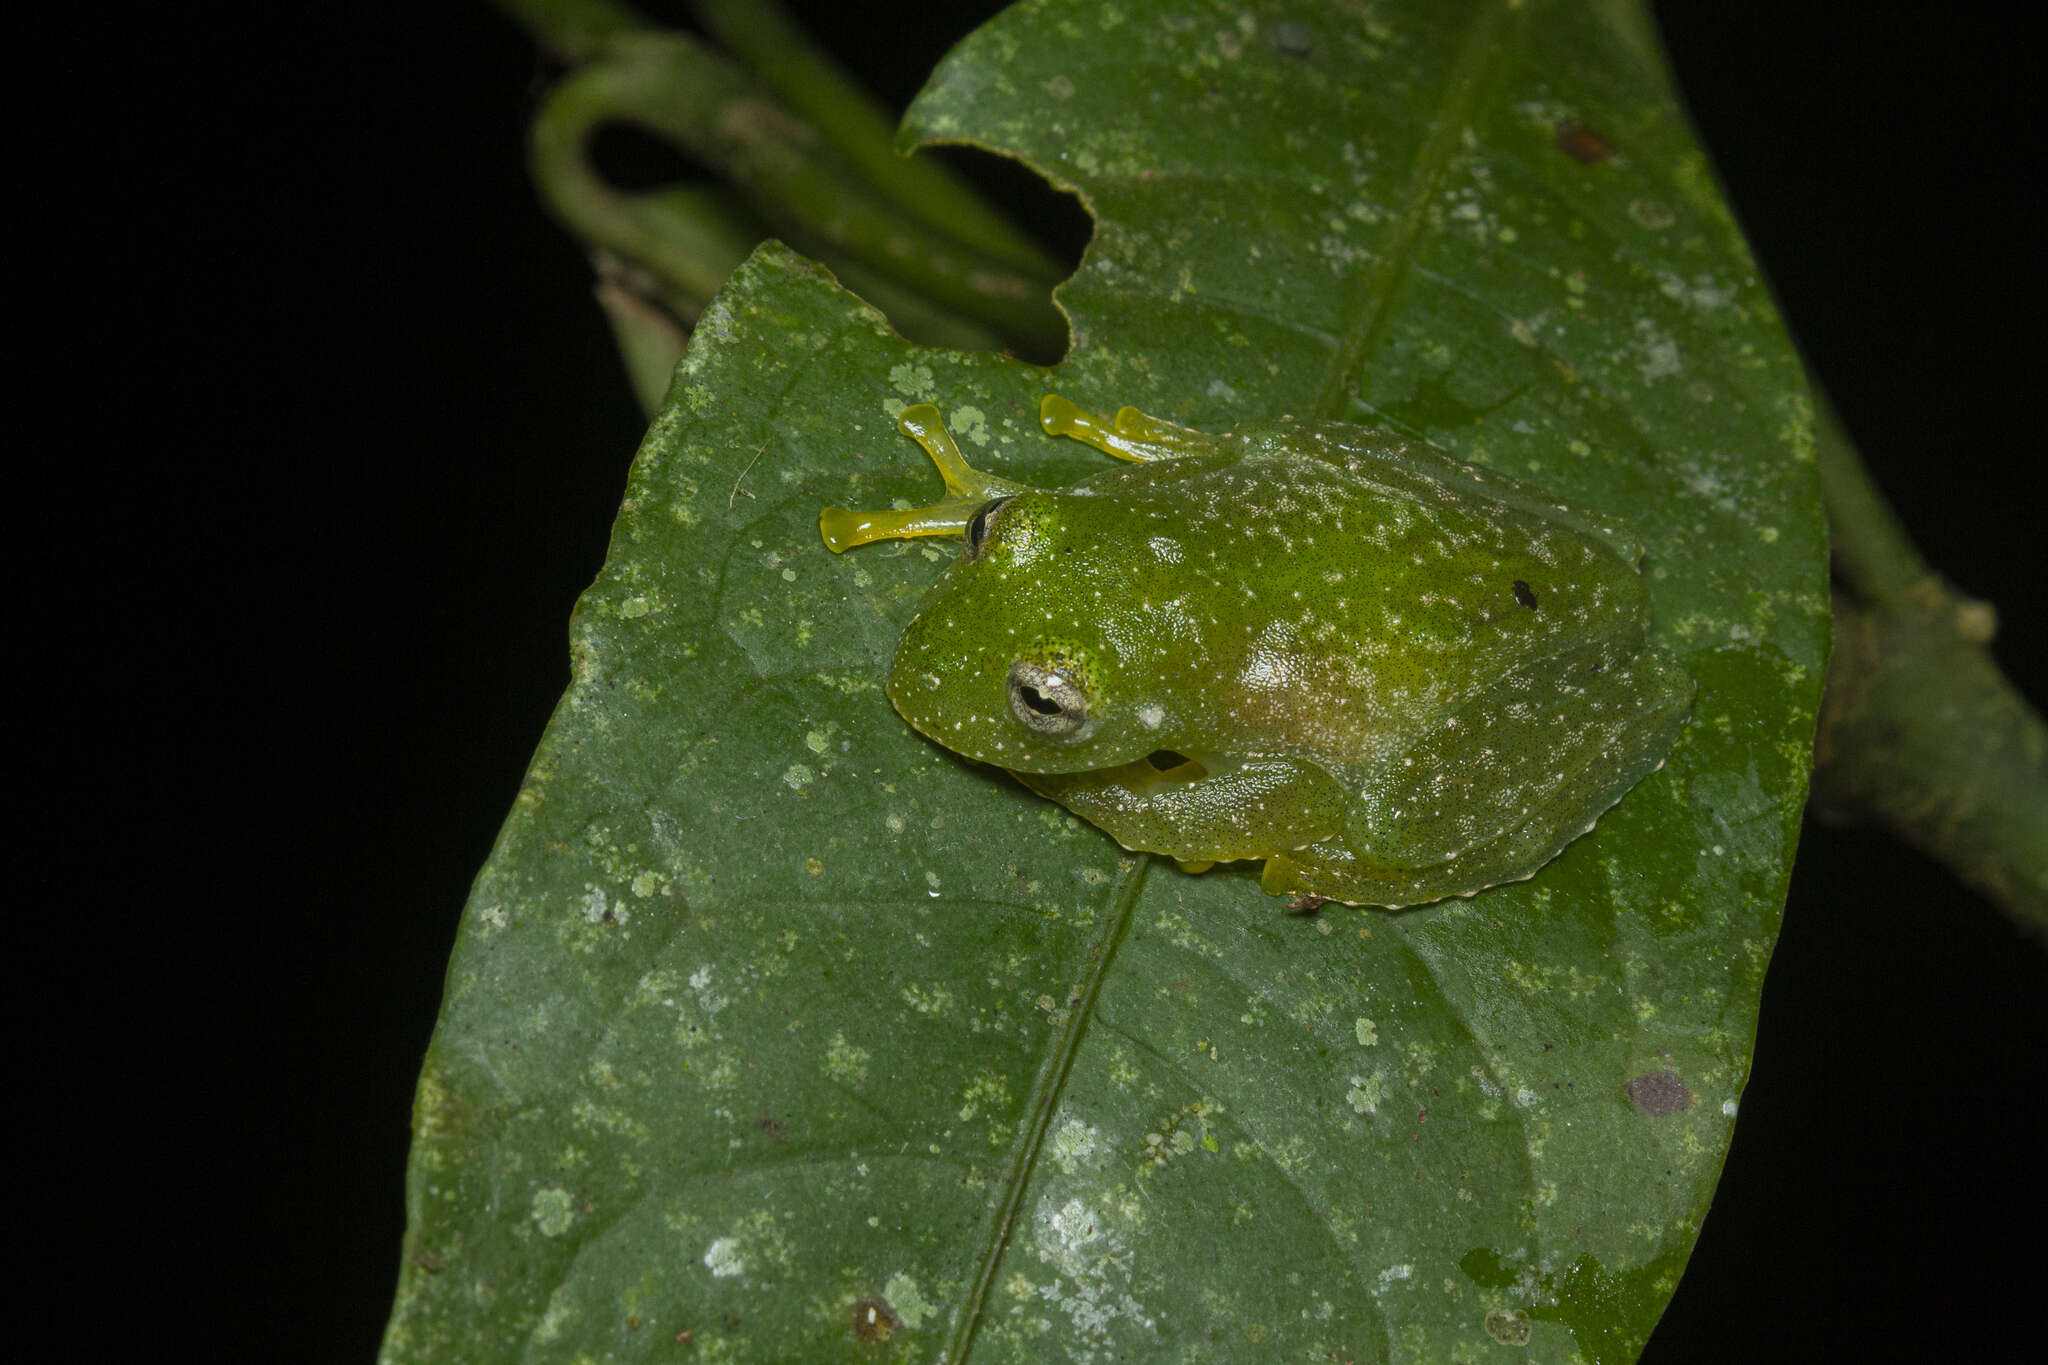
[{"left": 46, "top": 3, "right": 2043, "bottom": 1360}]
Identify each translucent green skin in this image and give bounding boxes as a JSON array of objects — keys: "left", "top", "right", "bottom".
[{"left": 845, "top": 403, "right": 1693, "bottom": 907}]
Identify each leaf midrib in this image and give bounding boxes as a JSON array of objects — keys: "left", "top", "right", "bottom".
[
  {"left": 1311, "top": 1, "right": 1519, "bottom": 420},
  {"left": 945, "top": 852, "right": 1150, "bottom": 1361}
]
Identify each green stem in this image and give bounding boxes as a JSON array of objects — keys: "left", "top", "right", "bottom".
[
  {"left": 1810, "top": 396, "right": 2048, "bottom": 939},
  {"left": 690, "top": 0, "right": 1063, "bottom": 280},
  {"left": 528, "top": 33, "right": 1066, "bottom": 357},
  {"left": 491, "top": 0, "right": 651, "bottom": 62},
  {"left": 1812, "top": 390, "right": 1931, "bottom": 606},
  {"left": 531, "top": 61, "right": 767, "bottom": 314}
]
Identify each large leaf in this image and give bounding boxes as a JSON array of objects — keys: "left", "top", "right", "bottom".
[{"left": 383, "top": 2, "right": 1824, "bottom": 1359}]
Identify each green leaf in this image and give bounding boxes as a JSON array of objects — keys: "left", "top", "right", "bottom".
[{"left": 383, "top": 2, "right": 1825, "bottom": 1360}]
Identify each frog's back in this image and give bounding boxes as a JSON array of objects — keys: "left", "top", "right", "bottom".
[
  {"left": 1092, "top": 424, "right": 1658, "bottom": 768},
  {"left": 1236, "top": 419, "right": 1648, "bottom": 558}
]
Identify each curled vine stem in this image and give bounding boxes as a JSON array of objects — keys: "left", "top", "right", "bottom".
[{"left": 501, "top": 0, "right": 1066, "bottom": 367}]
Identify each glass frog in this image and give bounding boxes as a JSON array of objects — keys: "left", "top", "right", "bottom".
[{"left": 821, "top": 396, "right": 1693, "bottom": 907}]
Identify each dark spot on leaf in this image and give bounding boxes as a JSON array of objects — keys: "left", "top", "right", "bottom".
[
  {"left": 1146, "top": 749, "right": 1191, "bottom": 771},
  {"left": 1287, "top": 893, "right": 1329, "bottom": 914},
  {"left": 758, "top": 1114, "right": 788, "bottom": 1142},
  {"left": 1555, "top": 121, "right": 1615, "bottom": 164},
  {"left": 1625, "top": 1070, "right": 1693, "bottom": 1116},
  {"left": 850, "top": 1297, "right": 901, "bottom": 1343},
  {"left": 1270, "top": 20, "right": 1314, "bottom": 58},
  {"left": 1513, "top": 579, "right": 1538, "bottom": 610}
]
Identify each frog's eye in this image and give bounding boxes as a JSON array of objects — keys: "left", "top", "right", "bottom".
[
  {"left": 1008, "top": 661, "right": 1089, "bottom": 736},
  {"left": 963, "top": 496, "right": 1014, "bottom": 561}
]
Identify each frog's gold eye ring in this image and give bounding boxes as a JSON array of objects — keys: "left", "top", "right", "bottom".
[{"left": 1008, "top": 661, "right": 1089, "bottom": 736}]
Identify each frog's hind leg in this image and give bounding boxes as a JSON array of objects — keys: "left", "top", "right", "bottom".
[
  {"left": 1338, "top": 640, "right": 1695, "bottom": 902},
  {"left": 820, "top": 404, "right": 1025, "bottom": 552},
  {"left": 1039, "top": 394, "right": 1225, "bottom": 464}
]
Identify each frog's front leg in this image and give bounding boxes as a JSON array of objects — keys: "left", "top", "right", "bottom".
[
  {"left": 1038, "top": 394, "right": 1226, "bottom": 464},
  {"left": 1015, "top": 752, "right": 1348, "bottom": 867},
  {"left": 820, "top": 404, "right": 1024, "bottom": 553}
]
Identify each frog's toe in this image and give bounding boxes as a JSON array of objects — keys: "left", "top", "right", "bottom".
[
  {"left": 819, "top": 405, "right": 1025, "bottom": 552},
  {"left": 1038, "top": 393, "right": 1221, "bottom": 464}
]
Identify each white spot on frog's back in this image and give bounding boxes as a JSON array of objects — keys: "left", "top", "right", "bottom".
[
  {"left": 1146, "top": 535, "right": 1184, "bottom": 563},
  {"left": 1238, "top": 617, "right": 1307, "bottom": 695},
  {"left": 1137, "top": 702, "right": 1165, "bottom": 730}
]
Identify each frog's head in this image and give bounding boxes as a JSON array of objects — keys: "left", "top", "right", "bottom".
[
  {"left": 821, "top": 402, "right": 1184, "bottom": 773},
  {"left": 884, "top": 487, "right": 1181, "bottom": 771}
]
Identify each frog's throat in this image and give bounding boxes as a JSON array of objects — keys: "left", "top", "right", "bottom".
[
  {"left": 820, "top": 403, "right": 1025, "bottom": 553},
  {"left": 1038, "top": 393, "right": 1223, "bottom": 463}
]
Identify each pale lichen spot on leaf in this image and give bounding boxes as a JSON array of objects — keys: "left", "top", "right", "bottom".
[
  {"left": 579, "top": 885, "right": 624, "bottom": 926},
  {"left": 701, "top": 1235, "right": 744, "bottom": 1278},
  {"left": 1629, "top": 198, "right": 1677, "bottom": 230},
  {"left": 824, "top": 1032, "right": 870, "bottom": 1085},
  {"left": 1485, "top": 1306, "right": 1534, "bottom": 1345},
  {"left": 903, "top": 982, "right": 953, "bottom": 1015},
  {"left": 1051, "top": 1117, "right": 1100, "bottom": 1175},
  {"left": 950, "top": 404, "right": 991, "bottom": 447},
  {"left": 886, "top": 362, "right": 934, "bottom": 405},
  {"left": 881, "top": 1271, "right": 935, "bottom": 1329},
  {"left": 531, "top": 1186, "right": 575, "bottom": 1238},
  {"left": 1631, "top": 318, "right": 1684, "bottom": 384}
]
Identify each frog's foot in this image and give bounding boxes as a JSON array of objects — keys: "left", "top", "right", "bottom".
[
  {"left": 820, "top": 404, "right": 1026, "bottom": 553},
  {"left": 1039, "top": 394, "right": 1225, "bottom": 464}
]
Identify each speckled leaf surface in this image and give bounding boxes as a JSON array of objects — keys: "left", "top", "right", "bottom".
[{"left": 384, "top": 3, "right": 1824, "bottom": 1361}]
